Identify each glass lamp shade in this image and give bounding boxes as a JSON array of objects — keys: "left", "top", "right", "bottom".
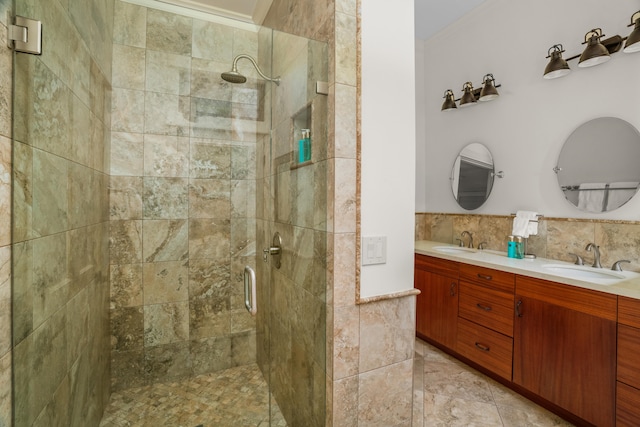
[
  {"left": 578, "top": 33, "right": 610, "bottom": 67},
  {"left": 624, "top": 17, "right": 640, "bottom": 53},
  {"left": 544, "top": 50, "right": 571, "bottom": 79}
]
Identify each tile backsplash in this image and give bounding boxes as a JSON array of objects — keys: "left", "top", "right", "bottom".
[{"left": 416, "top": 213, "right": 640, "bottom": 273}]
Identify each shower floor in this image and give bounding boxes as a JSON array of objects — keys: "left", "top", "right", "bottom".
[{"left": 99, "top": 364, "right": 286, "bottom": 427}]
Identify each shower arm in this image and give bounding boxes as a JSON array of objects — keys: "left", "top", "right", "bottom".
[{"left": 232, "top": 54, "right": 281, "bottom": 85}]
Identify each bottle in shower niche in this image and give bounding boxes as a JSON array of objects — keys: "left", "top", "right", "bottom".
[{"left": 298, "top": 129, "right": 311, "bottom": 163}]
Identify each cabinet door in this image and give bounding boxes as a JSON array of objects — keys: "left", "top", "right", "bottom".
[
  {"left": 513, "top": 277, "right": 616, "bottom": 427},
  {"left": 415, "top": 271, "right": 458, "bottom": 348}
]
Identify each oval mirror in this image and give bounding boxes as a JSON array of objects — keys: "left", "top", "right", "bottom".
[
  {"left": 450, "top": 143, "right": 495, "bottom": 210},
  {"left": 556, "top": 117, "right": 640, "bottom": 213}
]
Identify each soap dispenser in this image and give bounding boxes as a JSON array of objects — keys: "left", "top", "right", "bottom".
[{"left": 298, "top": 129, "right": 311, "bottom": 163}]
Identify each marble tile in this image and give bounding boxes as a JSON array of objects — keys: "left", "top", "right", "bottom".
[
  {"left": 358, "top": 359, "right": 413, "bottom": 427},
  {"left": 0, "top": 246, "right": 9, "bottom": 355},
  {"left": 423, "top": 393, "right": 503, "bottom": 426},
  {"left": 189, "top": 295, "right": 231, "bottom": 340},
  {"left": 431, "top": 214, "right": 454, "bottom": 243},
  {"left": 143, "top": 260, "right": 189, "bottom": 305},
  {"left": 191, "top": 19, "right": 233, "bottom": 61},
  {"left": 0, "top": 351, "right": 11, "bottom": 427},
  {"left": 190, "top": 97, "right": 233, "bottom": 140},
  {"left": 143, "top": 302, "right": 189, "bottom": 347},
  {"left": 546, "top": 219, "right": 595, "bottom": 264},
  {"left": 146, "top": 9, "right": 192, "bottom": 56},
  {"left": 112, "top": 44, "right": 146, "bottom": 90},
  {"left": 191, "top": 336, "right": 231, "bottom": 374},
  {"left": 334, "top": 83, "right": 357, "bottom": 159},
  {"left": 188, "top": 218, "right": 231, "bottom": 260},
  {"left": 230, "top": 179, "right": 256, "bottom": 218},
  {"left": 190, "top": 57, "right": 232, "bottom": 101},
  {"left": 231, "top": 330, "right": 256, "bottom": 366},
  {"left": 142, "top": 177, "right": 189, "bottom": 219},
  {"left": 596, "top": 222, "right": 640, "bottom": 272},
  {"left": 32, "top": 233, "right": 69, "bottom": 328},
  {"left": 144, "top": 92, "right": 190, "bottom": 136},
  {"left": 0, "top": 135, "right": 10, "bottom": 246},
  {"left": 145, "top": 341, "right": 193, "bottom": 383},
  {"left": 111, "top": 88, "right": 145, "bottom": 133},
  {"left": 113, "top": 0, "right": 147, "bottom": 48},
  {"left": 359, "top": 297, "right": 415, "bottom": 372},
  {"left": 333, "top": 158, "right": 356, "bottom": 233},
  {"left": 145, "top": 50, "right": 191, "bottom": 96},
  {"left": 335, "top": 12, "right": 357, "bottom": 87},
  {"left": 110, "top": 263, "right": 143, "bottom": 309},
  {"left": 12, "top": 141, "right": 33, "bottom": 243},
  {"left": 332, "top": 375, "right": 359, "bottom": 426},
  {"left": 0, "top": 25, "right": 11, "bottom": 138},
  {"left": 188, "top": 257, "right": 231, "bottom": 299},
  {"left": 110, "top": 306, "right": 144, "bottom": 352},
  {"left": 111, "top": 132, "right": 144, "bottom": 176},
  {"left": 143, "top": 219, "right": 189, "bottom": 262},
  {"left": 32, "top": 150, "right": 68, "bottom": 236},
  {"left": 109, "top": 220, "right": 143, "bottom": 264},
  {"left": 230, "top": 218, "right": 256, "bottom": 258},
  {"left": 423, "top": 359, "right": 494, "bottom": 404},
  {"left": 190, "top": 139, "right": 232, "bottom": 179},
  {"left": 110, "top": 349, "right": 147, "bottom": 391},
  {"left": 189, "top": 179, "right": 231, "bottom": 219},
  {"left": 332, "top": 305, "right": 359, "bottom": 379},
  {"left": 109, "top": 176, "right": 143, "bottom": 220},
  {"left": 333, "top": 233, "right": 356, "bottom": 307},
  {"left": 143, "top": 134, "right": 189, "bottom": 177}
]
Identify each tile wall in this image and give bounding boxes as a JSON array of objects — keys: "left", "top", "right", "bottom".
[
  {"left": 109, "top": 1, "right": 260, "bottom": 390},
  {"left": 416, "top": 213, "right": 640, "bottom": 273},
  {"left": 0, "top": 0, "right": 13, "bottom": 424},
  {"left": 9, "top": 0, "right": 114, "bottom": 425}
]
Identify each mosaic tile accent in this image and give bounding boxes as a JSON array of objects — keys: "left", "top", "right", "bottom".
[{"left": 99, "top": 364, "right": 283, "bottom": 427}]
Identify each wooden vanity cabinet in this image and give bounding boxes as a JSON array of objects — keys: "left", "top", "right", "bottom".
[
  {"left": 414, "top": 254, "right": 459, "bottom": 348},
  {"left": 513, "top": 276, "right": 617, "bottom": 427},
  {"left": 456, "top": 264, "right": 515, "bottom": 380},
  {"left": 616, "top": 296, "right": 640, "bottom": 426}
]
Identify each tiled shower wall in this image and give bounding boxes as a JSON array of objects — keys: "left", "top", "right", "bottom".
[
  {"left": 9, "top": 0, "right": 114, "bottom": 425},
  {"left": 0, "top": 1, "right": 13, "bottom": 425},
  {"left": 109, "top": 1, "right": 260, "bottom": 390},
  {"left": 416, "top": 213, "right": 640, "bottom": 273}
]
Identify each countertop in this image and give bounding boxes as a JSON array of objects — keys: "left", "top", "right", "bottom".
[{"left": 415, "top": 240, "right": 640, "bottom": 300}]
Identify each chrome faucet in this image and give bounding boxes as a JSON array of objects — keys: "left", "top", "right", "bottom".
[
  {"left": 585, "top": 243, "right": 602, "bottom": 268},
  {"left": 461, "top": 231, "right": 474, "bottom": 249}
]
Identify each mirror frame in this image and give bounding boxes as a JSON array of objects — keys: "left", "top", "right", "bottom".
[{"left": 450, "top": 142, "right": 496, "bottom": 210}]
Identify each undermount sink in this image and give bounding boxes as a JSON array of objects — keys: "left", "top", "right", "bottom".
[
  {"left": 542, "top": 264, "right": 626, "bottom": 281},
  {"left": 433, "top": 246, "right": 478, "bottom": 254}
]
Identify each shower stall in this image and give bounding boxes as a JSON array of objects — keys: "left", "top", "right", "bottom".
[{"left": 10, "top": 0, "right": 328, "bottom": 425}]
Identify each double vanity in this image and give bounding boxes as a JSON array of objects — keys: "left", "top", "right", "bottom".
[{"left": 415, "top": 240, "right": 640, "bottom": 427}]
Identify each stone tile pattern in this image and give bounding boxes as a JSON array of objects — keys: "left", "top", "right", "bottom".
[
  {"left": 251, "top": 27, "right": 329, "bottom": 427},
  {"left": 416, "top": 213, "right": 640, "bottom": 273},
  {"left": 265, "top": 1, "right": 417, "bottom": 426},
  {"left": 414, "top": 338, "right": 575, "bottom": 426},
  {"left": 99, "top": 364, "right": 285, "bottom": 427},
  {"left": 109, "top": 1, "right": 261, "bottom": 393},
  {"left": 0, "top": 1, "right": 12, "bottom": 425},
  {"left": 9, "top": 0, "right": 114, "bottom": 425}
]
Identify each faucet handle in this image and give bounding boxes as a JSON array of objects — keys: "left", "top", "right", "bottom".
[
  {"left": 478, "top": 242, "right": 488, "bottom": 250},
  {"left": 612, "top": 260, "right": 631, "bottom": 271},
  {"left": 456, "top": 238, "right": 463, "bottom": 247},
  {"left": 568, "top": 253, "right": 584, "bottom": 266}
]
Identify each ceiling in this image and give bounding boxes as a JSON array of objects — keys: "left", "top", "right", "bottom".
[{"left": 158, "top": 0, "right": 489, "bottom": 39}]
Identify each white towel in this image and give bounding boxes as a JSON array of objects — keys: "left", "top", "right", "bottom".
[
  {"left": 512, "top": 210, "right": 539, "bottom": 238},
  {"left": 578, "top": 183, "right": 606, "bottom": 212},
  {"left": 605, "top": 182, "right": 639, "bottom": 211}
]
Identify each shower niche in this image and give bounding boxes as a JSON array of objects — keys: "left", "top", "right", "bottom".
[{"left": 291, "top": 103, "right": 312, "bottom": 168}]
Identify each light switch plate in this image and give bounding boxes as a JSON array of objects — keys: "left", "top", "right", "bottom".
[{"left": 362, "top": 236, "right": 387, "bottom": 265}]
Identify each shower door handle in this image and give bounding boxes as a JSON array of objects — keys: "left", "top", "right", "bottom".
[{"left": 244, "top": 266, "right": 257, "bottom": 316}]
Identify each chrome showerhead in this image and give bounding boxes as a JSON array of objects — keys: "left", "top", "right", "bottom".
[
  {"left": 221, "top": 70, "right": 247, "bottom": 84},
  {"left": 220, "top": 54, "right": 280, "bottom": 85}
]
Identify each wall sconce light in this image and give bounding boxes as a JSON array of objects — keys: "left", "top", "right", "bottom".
[
  {"left": 624, "top": 11, "right": 640, "bottom": 53},
  {"left": 441, "top": 90, "right": 457, "bottom": 111},
  {"left": 543, "top": 10, "right": 640, "bottom": 79},
  {"left": 441, "top": 75, "right": 501, "bottom": 111}
]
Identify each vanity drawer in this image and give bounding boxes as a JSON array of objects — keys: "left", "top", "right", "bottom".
[
  {"left": 617, "top": 381, "right": 640, "bottom": 427},
  {"left": 459, "top": 281, "right": 514, "bottom": 337},
  {"left": 459, "top": 263, "right": 514, "bottom": 293},
  {"left": 415, "top": 254, "right": 459, "bottom": 279},
  {"left": 619, "top": 296, "right": 640, "bottom": 328},
  {"left": 618, "top": 324, "right": 640, "bottom": 388},
  {"left": 456, "top": 317, "right": 513, "bottom": 380}
]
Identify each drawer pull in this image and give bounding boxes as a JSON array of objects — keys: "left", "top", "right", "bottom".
[
  {"left": 477, "top": 273, "right": 492, "bottom": 280},
  {"left": 475, "top": 342, "right": 490, "bottom": 352},
  {"left": 476, "top": 303, "right": 492, "bottom": 312},
  {"left": 450, "top": 282, "right": 456, "bottom": 296},
  {"left": 516, "top": 300, "right": 523, "bottom": 317}
]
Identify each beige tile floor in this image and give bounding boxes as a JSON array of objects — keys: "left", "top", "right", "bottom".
[
  {"left": 100, "top": 340, "right": 576, "bottom": 426},
  {"left": 413, "top": 338, "right": 575, "bottom": 427},
  {"left": 99, "top": 364, "right": 285, "bottom": 427}
]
